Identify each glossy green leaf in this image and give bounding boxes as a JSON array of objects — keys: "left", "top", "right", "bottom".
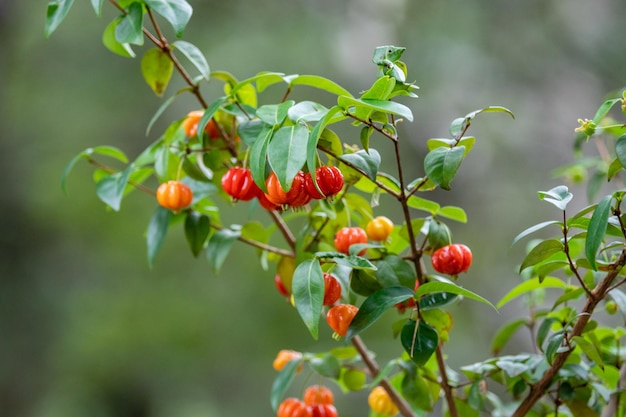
[
  {"left": 102, "top": 18, "right": 135, "bottom": 57},
  {"left": 375, "top": 255, "right": 415, "bottom": 288},
  {"left": 307, "top": 105, "right": 344, "bottom": 180},
  {"left": 141, "top": 48, "right": 174, "bottom": 96},
  {"left": 427, "top": 219, "right": 452, "bottom": 250},
  {"left": 287, "top": 101, "right": 329, "bottom": 123},
  {"left": 586, "top": 194, "right": 612, "bottom": 270},
  {"left": 572, "top": 336, "right": 604, "bottom": 370},
  {"left": 197, "top": 96, "right": 227, "bottom": 140},
  {"left": 115, "top": 2, "right": 144, "bottom": 45},
  {"left": 206, "top": 227, "right": 241, "bottom": 274},
  {"left": 538, "top": 185, "right": 573, "bottom": 211},
  {"left": 415, "top": 282, "right": 496, "bottom": 310},
  {"left": 90, "top": 0, "right": 103, "bottom": 15},
  {"left": 407, "top": 195, "right": 440, "bottom": 214},
  {"left": 173, "top": 40, "right": 210, "bottom": 80},
  {"left": 346, "top": 286, "right": 414, "bottom": 339},
  {"left": 512, "top": 220, "right": 562, "bottom": 246},
  {"left": 519, "top": 239, "right": 564, "bottom": 272},
  {"left": 289, "top": 75, "right": 353, "bottom": 97},
  {"left": 270, "top": 357, "right": 302, "bottom": 412},
  {"left": 184, "top": 211, "right": 210, "bottom": 257},
  {"left": 95, "top": 165, "right": 133, "bottom": 211},
  {"left": 401, "top": 320, "right": 438, "bottom": 366},
  {"left": 146, "top": 94, "right": 178, "bottom": 135},
  {"left": 545, "top": 331, "right": 565, "bottom": 364},
  {"left": 144, "top": 0, "right": 192, "bottom": 37},
  {"left": 249, "top": 126, "right": 273, "bottom": 191},
  {"left": 424, "top": 146, "right": 465, "bottom": 190},
  {"left": 338, "top": 96, "right": 413, "bottom": 122},
  {"left": 267, "top": 124, "right": 308, "bottom": 191},
  {"left": 338, "top": 149, "right": 381, "bottom": 181},
  {"left": 593, "top": 98, "right": 622, "bottom": 123},
  {"left": 438, "top": 206, "right": 468, "bottom": 223},
  {"left": 419, "top": 292, "right": 458, "bottom": 311},
  {"left": 147, "top": 206, "right": 171, "bottom": 267},
  {"left": 45, "top": 0, "right": 75, "bottom": 38},
  {"left": 350, "top": 269, "right": 383, "bottom": 296},
  {"left": 496, "top": 277, "right": 568, "bottom": 308},
  {"left": 427, "top": 137, "right": 476, "bottom": 156},
  {"left": 361, "top": 76, "right": 395, "bottom": 100},
  {"left": 292, "top": 259, "right": 324, "bottom": 339},
  {"left": 491, "top": 318, "right": 527, "bottom": 354},
  {"left": 61, "top": 146, "right": 129, "bottom": 193},
  {"left": 450, "top": 106, "right": 515, "bottom": 138},
  {"left": 309, "top": 354, "right": 341, "bottom": 378},
  {"left": 256, "top": 101, "right": 294, "bottom": 126}
]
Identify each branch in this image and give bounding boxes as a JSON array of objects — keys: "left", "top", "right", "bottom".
[
  {"left": 211, "top": 224, "right": 294, "bottom": 258},
  {"left": 512, "top": 248, "right": 626, "bottom": 417},
  {"left": 351, "top": 336, "right": 417, "bottom": 417}
]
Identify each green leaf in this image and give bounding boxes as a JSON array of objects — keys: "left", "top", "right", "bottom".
[
  {"left": 146, "top": 94, "right": 178, "bottom": 136},
  {"left": 338, "top": 149, "right": 381, "bottom": 181},
  {"left": 287, "top": 101, "right": 329, "bottom": 123},
  {"left": 593, "top": 98, "right": 622, "bottom": 123},
  {"left": 450, "top": 106, "right": 515, "bottom": 138},
  {"left": 375, "top": 255, "right": 416, "bottom": 288},
  {"left": 496, "top": 277, "right": 568, "bottom": 308},
  {"left": 538, "top": 185, "right": 573, "bottom": 211},
  {"left": 61, "top": 146, "right": 129, "bottom": 193},
  {"left": 419, "top": 292, "right": 458, "bottom": 311},
  {"left": 334, "top": 254, "right": 378, "bottom": 271},
  {"left": 184, "top": 211, "right": 210, "bottom": 257},
  {"left": 270, "top": 358, "right": 302, "bottom": 412},
  {"left": 249, "top": 126, "right": 273, "bottom": 191},
  {"left": 338, "top": 96, "right": 413, "bottom": 122},
  {"left": 289, "top": 75, "right": 353, "bottom": 97},
  {"left": 491, "top": 318, "right": 527, "bottom": 354},
  {"left": 292, "top": 259, "right": 324, "bottom": 339},
  {"left": 350, "top": 269, "right": 383, "bottom": 296},
  {"left": 172, "top": 40, "right": 210, "bottom": 80},
  {"left": 512, "top": 220, "right": 562, "bottom": 246},
  {"left": 424, "top": 146, "right": 465, "bottom": 190},
  {"left": 361, "top": 76, "right": 396, "bottom": 100},
  {"left": 147, "top": 206, "right": 171, "bottom": 267},
  {"left": 197, "top": 96, "right": 227, "bottom": 140},
  {"left": 90, "top": 0, "right": 103, "bottom": 15},
  {"left": 95, "top": 165, "right": 133, "bottom": 211},
  {"left": 571, "top": 336, "right": 604, "bottom": 370},
  {"left": 586, "top": 194, "right": 612, "bottom": 270},
  {"left": 438, "top": 206, "right": 468, "bottom": 223},
  {"left": 401, "top": 320, "right": 438, "bottom": 366},
  {"left": 256, "top": 101, "right": 294, "bottom": 126},
  {"left": 519, "top": 239, "right": 564, "bottom": 272},
  {"left": 615, "top": 135, "right": 626, "bottom": 170},
  {"left": 415, "top": 282, "right": 497, "bottom": 311},
  {"left": 115, "top": 2, "right": 144, "bottom": 45},
  {"left": 144, "top": 0, "right": 192, "bottom": 37},
  {"left": 307, "top": 105, "right": 344, "bottom": 178},
  {"left": 406, "top": 195, "right": 440, "bottom": 214},
  {"left": 206, "top": 228, "right": 241, "bottom": 274},
  {"left": 309, "top": 354, "right": 341, "bottom": 379},
  {"left": 346, "top": 286, "right": 414, "bottom": 339},
  {"left": 45, "top": 0, "right": 75, "bottom": 38},
  {"left": 141, "top": 48, "right": 174, "bottom": 96},
  {"left": 267, "top": 124, "right": 309, "bottom": 191},
  {"left": 102, "top": 18, "right": 135, "bottom": 57}
]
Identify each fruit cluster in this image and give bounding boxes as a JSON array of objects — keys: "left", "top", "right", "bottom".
[{"left": 277, "top": 385, "right": 338, "bottom": 417}]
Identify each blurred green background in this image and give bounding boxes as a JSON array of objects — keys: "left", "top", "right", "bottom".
[{"left": 2, "top": 1, "right": 625, "bottom": 416}]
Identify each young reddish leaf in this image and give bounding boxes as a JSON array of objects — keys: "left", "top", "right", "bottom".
[
  {"left": 205, "top": 228, "right": 241, "bottom": 274},
  {"left": 586, "top": 194, "right": 612, "bottom": 270},
  {"left": 292, "top": 259, "right": 324, "bottom": 340},
  {"left": 114, "top": 2, "right": 144, "bottom": 45},
  {"left": 345, "top": 286, "right": 414, "bottom": 340},
  {"left": 184, "top": 211, "right": 210, "bottom": 257},
  {"left": 45, "top": 0, "right": 75, "bottom": 38},
  {"left": 141, "top": 48, "right": 174, "bottom": 96},
  {"left": 424, "top": 146, "right": 465, "bottom": 190},
  {"left": 147, "top": 206, "right": 171, "bottom": 267},
  {"left": 172, "top": 40, "right": 210, "bottom": 80},
  {"left": 400, "top": 320, "right": 438, "bottom": 366},
  {"left": 102, "top": 18, "right": 135, "bottom": 57},
  {"left": 267, "top": 124, "right": 308, "bottom": 192},
  {"left": 144, "top": 0, "right": 192, "bottom": 38}
]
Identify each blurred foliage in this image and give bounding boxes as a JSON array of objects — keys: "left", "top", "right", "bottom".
[{"left": 1, "top": 0, "right": 626, "bottom": 416}]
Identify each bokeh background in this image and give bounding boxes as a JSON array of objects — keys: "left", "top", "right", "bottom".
[{"left": 2, "top": 1, "right": 626, "bottom": 416}]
